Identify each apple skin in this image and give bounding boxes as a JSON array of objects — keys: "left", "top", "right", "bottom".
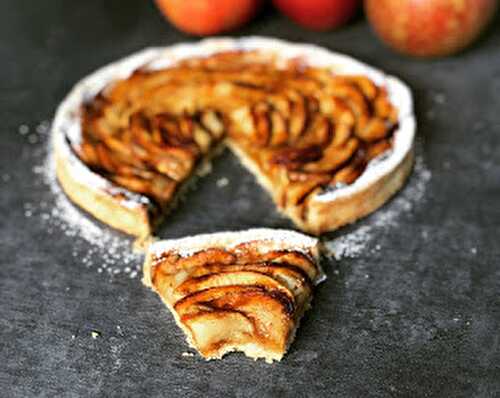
[
  {"left": 273, "top": 0, "right": 360, "bottom": 31},
  {"left": 365, "top": 0, "right": 498, "bottom": 57},
  {"left": 155, "top": 0, "right": 262, "bottom": 36}
]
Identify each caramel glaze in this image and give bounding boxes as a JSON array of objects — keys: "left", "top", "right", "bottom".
[
  {"left": 77, "top": 50, "right": 398, "bottom": 220},
  {"left": 150, "top": 245, "right": 321, "bottom": 359}
]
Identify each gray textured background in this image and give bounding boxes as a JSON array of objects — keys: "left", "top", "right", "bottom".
[{"left": 1, "top": 1, "right": 499, "bottom": 397}]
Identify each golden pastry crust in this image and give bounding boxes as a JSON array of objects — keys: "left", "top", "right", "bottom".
[
  {"left": 53, "top": 38, "right": 415, "bottom": 236},
  {"left": 143, "top": 228, "right": 323, "bottom": 362}
]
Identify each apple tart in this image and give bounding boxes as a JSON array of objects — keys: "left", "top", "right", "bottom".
[
  {"left": 53, "top": 37, "right": 415, "bottom": 236},
  {"left": 143, "top": 228, "right": 324, "bottom": 362}
]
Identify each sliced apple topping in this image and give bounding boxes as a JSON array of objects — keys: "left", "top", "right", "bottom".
[
  {"left": 77, "top": 50, "right": 397, "bottom": 232},
  {"left": 174, "top": 270, "right": 295, "bottom": 303},
  {"left": 185, "top": 263, "right": 312, "bottom": 308},
  {"left": 145, "top": 239, "right": 322, "bottom": 362},
  {"left": 174, "top": 286, "right": 294, "bottom": 357}
]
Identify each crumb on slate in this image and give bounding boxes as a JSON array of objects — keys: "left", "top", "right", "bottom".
[{"left": 216, "top": 177, "right": 229, "bottom": 188}]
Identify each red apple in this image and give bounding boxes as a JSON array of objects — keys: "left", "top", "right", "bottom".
[
  {"left": 365, "top": 0, "right": 498, "bottom": 57},
  {"left": 155, "top": 0, "right": 262, "bottom": 36},
  {"left": 273, "top": 0, "right": 360, "bottom": 31}
]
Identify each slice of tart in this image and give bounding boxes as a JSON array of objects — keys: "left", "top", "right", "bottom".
[
  {"left": 142, "top": 228, "right": 324, "bottom": 362},
  {"left": 53, "top": 37, "right": 415, "bottom": 236}
]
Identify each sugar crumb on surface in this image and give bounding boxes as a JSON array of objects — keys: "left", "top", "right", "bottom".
[
  {"left": 27, "top": 134, "right": 39, "bottom": 144},
  {"left": 18, "top": 124, "right": 30, "bottom": 135},
  {"left": 432, "top": 92, "right": 446, "bottom": 105},
  {"left": 216, "top": 177, "right": 229, "bottom": 188}
]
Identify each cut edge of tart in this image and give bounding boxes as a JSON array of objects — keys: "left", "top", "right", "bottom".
[
  {"left": 55, "top": 131, "right": 224, "bottom": 237},
  {"left": 53, "top": 37, "right": 416, "bottom": 236},
  {"left": 142, "top": 228, "right": 324, "bottom": 362}
]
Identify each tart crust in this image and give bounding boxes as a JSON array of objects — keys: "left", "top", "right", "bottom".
[{"left": 53, "top": 37, "right": 415, "bottom": 236}]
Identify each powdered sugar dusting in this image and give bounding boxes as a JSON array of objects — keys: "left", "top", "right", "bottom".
[
  {"left": 150, "top": 228, "right": 319, "bottom": 259},
  {"left": 325, "top": 146, "right": 432, "bottom": 260},
  {"left": 25, "top": 121, "right": 142, "bottom": 279},
  {"left": 326, "top": 225, "right": 372, "bottom": 260}
]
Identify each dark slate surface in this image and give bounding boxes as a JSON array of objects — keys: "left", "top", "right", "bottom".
[{"left": 1, "top": 1, "right": 499, "bottom": 397}]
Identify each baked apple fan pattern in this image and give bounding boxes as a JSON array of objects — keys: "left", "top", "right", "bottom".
[{"left": 53, "top": 38, "right": 415, "bottom": 236}]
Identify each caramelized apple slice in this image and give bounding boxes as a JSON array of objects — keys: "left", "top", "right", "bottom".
[
  {"left": 192, "top": 123, "right": 213, "bottom": 153},
  {"left": 186, "top": 263, "right": 312, "bottom": 308},
  {"left": 331, "top": 161, "right": 364, "bottom": 185},
  {"left": 303, "top": 137, "right": 359, "bottom": 173},
  {"left": 182, "top": 311, "right": 255, "bottom": 358},
  {"left": 174, "top": 270, "right": 295, "bottom": 303},
  {"left": 329, "top": 81, "right": 370, "bottom": 120},
  {"left": 251, "top": 102, "right": 271, "bottom": 146},
  {"left": 229, "top": 248, "right": 320, "bottom": 283},
  {"left": 298, "top": 114, "right": 332, "bottom": 148},
  {"left": 111, "top": 174, "right": 151, "bottom": 195},
  {"left": 269, "top": 109, "right": 289, "bottom": 147},
  {"left": 169, "top": 248, "right": 237, "bottom": 270},
  {"left": 284, "top": 172, "right": 331, "bottom": 207},
  {"left": 200, "top": 109, "right": 225, "bottom": 139},
  {"left": 346, "top": 76, "right": 378, "bottom": 101},
  {"left": 175, "top": 285, "right": 292, "bottom": 316},
  {"left": 266, "top": 251, "right": 320, "bottom": 282},
  {"left": 356, "top": 117, "right": 390, "bottom": 142},
  {"left": 331, "top": 123, "right": 353, "bottom": 147},
  {"left": 175, "top": 286, "right": 294, "bottom": 359},
  {"left": 367, "top": 139, "right": 392, "bottom": 160},
  {"left": 317, "top": 94, "right": 355, "bottom": 126},
  {"left": 286, "top": 90, "right": 307, "bottom": 142}
]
